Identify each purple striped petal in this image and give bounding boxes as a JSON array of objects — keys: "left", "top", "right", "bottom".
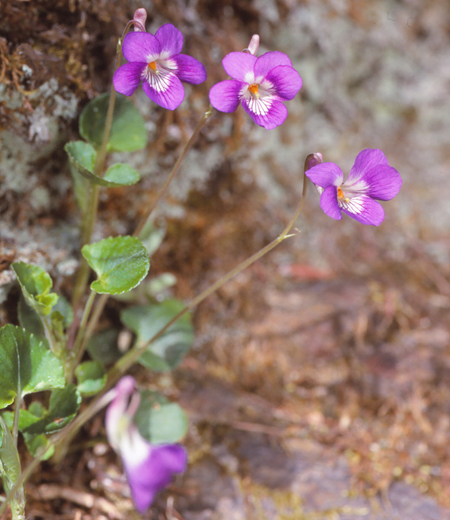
[
  {"left": 347, "top": 149, "right": 389, "bottom": 183},
  {"left": 113, "top": 62, "right": 146, "bottom": 96},
  {"left": 222, "top": 52, "right": 257, "bottom": 82},
  {"left": 320, "top": 186, "right": 342, "bottom": 220},
  {"left": 142, "top": 73, "right": 185, "bottom": 110},
  {"left": 254, "top": 51, "right": 293, "bottom": 79},
  {"left": 241, "top": 97, "right": 288, "bottom": 129},
  {"left": 122, "top": 32, "right": 161, "bottom": 63},
  {"left": 209, "top": 80, "right": 244, "bottom": 112},
  {"left": 305, "top": 162, "right": 343, "bottom": 188},
  {"left": 340, "top": 195, "right": 385, "bottom": 225},
  {"left": 124, "top": 444, "right": 187, "bottom": 513},
  {"left": 361, "top": 165, "right": 402, "bottom": 201},
  {"left": 262, "top": 65, "right": 302, "bottom": 100},
  {"left": 172, "top": 54, "right": 206, "bottom": 84},
  {"left": 155, "top": 24, "right": 183, "bottom": 59}
]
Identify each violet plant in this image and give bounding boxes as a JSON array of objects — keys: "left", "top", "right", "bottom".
[{"left": 0, "top": 8, "right": 402, "bottom": 518}]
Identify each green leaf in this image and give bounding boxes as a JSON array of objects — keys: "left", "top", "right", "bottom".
[
  {"left": 75, "top": 361, "right": 106, "bottom": 396},
  {"left": 121, "top": 299, "right": 193, "bottom": 372},
  {"left": 53, "top": 295, "right": 74, "bottom": 329},
  {"left": 134, "top": 390, "right": 188, "bottom": 445},
  {"left": 67, "top": 145, "right": 92, "bottom": 215},
  {"left": 0, "top": 417, "right": 21, "bottom": 490},
  {"left": 0, "top": 325, "right": 65, "bottom": 409},
  {"left": 86, "top": 329, "right": 122, "bottom": 366},
  {"left": 13, "top": 385, "right": 81, "bottom": 435},
  {"left": 102, "top": 163, "right": 140, "bottom": 186},
  {"left": 65, "top": 140, "right": 140, "bottom": 187},
  {"left": 64, "top": 140, "right": 96, "bottom": 174},
  {"left": 12, "top": 262, "right": 58, "bottom": 317},
  {"left": 79, "top": 93, "right": 147, "bottom": 152},
  {"left": 18, "top": 296, "right": 45, "bottom": 340},
  {"left": 138, "top": 221, "right": 166, "bottom": 257},
  {"left": 147, "top": 273, "right": 177, "bottom": 296},
  {"left": 23, "top": 433, "right": 54, "bottom": 460},
  {"left": 82, "top": 236, "right": 150, "bottom": 295}
]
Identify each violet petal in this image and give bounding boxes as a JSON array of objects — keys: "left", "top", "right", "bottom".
[
  {"left": 209, "top": 80, "right": 244, "bottom": 113},
  {"left": 222, "top": 52, "right": 257, "bottom": 82},
  {"left": 113, "top": 62, "right": 146, "bottom": 96},
  {"left": 124, "top": 444, "right": 187, "bottom": 513},
  {"left": 241, "top": 97, "right": 288, "bottom": 129},
  {"left": 254, "top": 51, "right": 293, "bottom": 79},
  {"left": 305, "top": 162, "right": 344, "bottom": 188},
  {"left": 363, "top": 165, "right": 402, "bottom": 201},
  {"left": 142, "top": 73, "right": 185, "bottom": 110},
  {"left": 340, "top": 195, "right": 385, "bottom": 225},
  {"left": 320, "top": 186, "right": 343, "bottom": 220},
  {"left": 347, "top": 149, "right": 390, "bottom": 183},
  {"left": 122, "top": 32, "right": 161, "bottom": 63},
  {"left": 262, "top": 65, "right": 302, "bottom": 100},
  {"left": 155, "top": 23, "right": 183, "bottom": 59},
  {"left": 172, "top": 54, "right": 207, "bottom": 84}
]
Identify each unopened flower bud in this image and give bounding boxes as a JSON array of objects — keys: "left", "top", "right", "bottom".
[
  {"left": 304, "top": 152, "right": 323, "bottom": 172},
  {"left": 243, "top": 34, "right": 260, "bottom": 55},
  {"left": 133, "top": 8, "right": 147, "bottom": 31}
]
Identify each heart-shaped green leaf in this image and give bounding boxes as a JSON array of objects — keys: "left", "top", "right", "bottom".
[
  {"left": 82, "top": 236, "right": 150, "bottom": 295},
  {"left": 12, "top": 262, "right": 58, "bottom": 317},
  {"left": 121, "top": 299, "right": 193, "bottom": 372},
  {"left": 3, "top": 385, "right": 81, "bottom": 435},
  {"left": 0, "top": 325, "right": 65, "bottom": 409},
  {"left": 79, "top": 93, "right": 147, "bottom": 152},
  {"left": 65, "top": 141, "right": 140, "bottom": 187},
  {"left": 64, "top": 140, "right": 96, "bottom": 174},
  {"left": 134, "top": 390, "right": 188, "bottom": 445},
  {"left": 75, "top": 361, "right": 106, "bottom": 396}
]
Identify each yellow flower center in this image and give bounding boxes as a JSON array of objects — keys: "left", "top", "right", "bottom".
[
  {"left": 148, "top": 61, "right": 157, "bottom": 71},
  {"left": 337, "top": 187, "right": 350, "bottom": 203},
  {"left": 248, "top": 83, "right": 259, "bottom": 97}
]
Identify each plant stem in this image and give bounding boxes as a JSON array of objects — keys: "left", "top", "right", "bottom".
[
  {"left": 66, "top": 290, "right": 97, "bottom": 382},
  {"left": 41, "top": 315, "right": 58, "bottom": 356},
  {"left": 134, "top": 106, "right": 213, "bottom": 237}
]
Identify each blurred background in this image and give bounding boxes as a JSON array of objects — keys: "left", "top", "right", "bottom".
[{"left": 1, "top": 0, "right": 450, "bottom": 518}]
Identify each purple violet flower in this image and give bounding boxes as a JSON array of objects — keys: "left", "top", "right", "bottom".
[
  {"left": 113, "top": 24, "right": 207, "bottom": 110},
  {"left": 209, "top": 47, "right": 302, "bottom": 129},
  {"left": 106, "top": 376, "right": 187, "bottom": 513},
  {"left": 305, "top": 149, "right": 402, "bottom": 226}
]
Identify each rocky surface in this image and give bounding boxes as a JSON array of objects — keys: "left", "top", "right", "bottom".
[{"left": 1, "top": 0, "right": 450, "bottom": 518}]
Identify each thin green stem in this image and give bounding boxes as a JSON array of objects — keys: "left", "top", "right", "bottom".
[
  {"left": 134, "top": 106, "right": 213, "bottom": 237},
  {"left": 66, "top": 290, "right": 97, "bottom": 382},
  {"left": 77, "top": 293, "right": 109, "bottom": 361},
  {"left": 41, "top": 316, "right": 58, "bottom": 356}
]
